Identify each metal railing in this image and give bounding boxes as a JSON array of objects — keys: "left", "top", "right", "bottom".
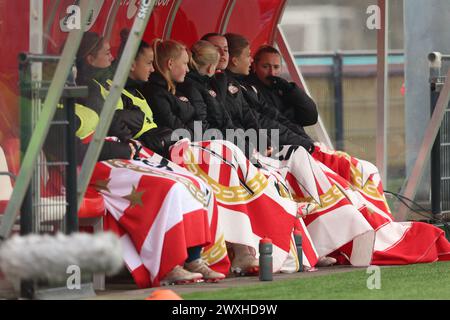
[
  {"left": 287, "top": 50, "right": 404, "bottom": 158},
  {"left": 18, "top": 53, "right": 88, "bottom": 236},
  {"left": 429, "top": 52, "right": 450, "bottom": 215},
  {"left": 397, "top": 53, "right": 450, "bottom": 221}
]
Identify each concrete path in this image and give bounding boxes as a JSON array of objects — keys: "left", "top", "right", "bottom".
[{"left": 90, "top": 265, "right": 364, "bottom": 300}]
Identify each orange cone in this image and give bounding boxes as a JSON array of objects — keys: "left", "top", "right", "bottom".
[{"left": 145, "top": 289, "right": 183, "bottom": 300}]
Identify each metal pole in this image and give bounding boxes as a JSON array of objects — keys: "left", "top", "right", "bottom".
[
  {"left": 18, "top": 60, "right": 33, "bottom": 238},
  {"left": 219, "top": 0, "right": 237, "bottom": 34},
  {"left": 29, "top": 0, "right": 43, "bottom": 82},
  {"left": 275, "top": 25, "right": 334, "bottom": 149},
  {"left": 430, "top": 74, "right": 442, "bottom": 216},
  {"left": 29, "top": 4, "right": 43, "bottom": 225},
  {"left": 65, "top": 98, "right": 78, "bottom": 234},
  {"left": 162, "top": 0, "right": 182, "bottom": 39},
  {"left": 333, "top": 52, "right": 344, "bottom": 150},
  {"left": 397, "top": 68, "right": 450, "bottom": 221},
  {"left": 376, "top": 0, "right": 389, "bottom": 186},
  {"left": 20, "top": 6, "right": 39, "bottom": 294},
  {"left": 43, "top": 0, "right": 62, "bottom": 53},
  {"left": 77, "top": 0, "right": 155, "bottom": 209},
  {"left": 103, "top": 1, "right": 122, "bottom": 41},
  {"left": 0, "top": 0, "right": 95, "bottom": 241},
  {"left": 18, "top": 53, "right": 60, "bottom": 64}
]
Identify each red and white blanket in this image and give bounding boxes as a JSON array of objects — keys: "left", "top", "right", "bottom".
[
  {"left": 261, "top": 144, "right": 450, "bottom": 265},
  {"left": 89, "top": 139, "right": 450, "bottom": 288},
  {"left": 89, "top": 152, "right": 229, "bottom": 288},
  {"left": 169, "top": 139, "right": 319, "bottom": 271}
]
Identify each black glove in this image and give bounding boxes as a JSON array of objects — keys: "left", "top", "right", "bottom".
[
  {"left": 119, "top": 108, "right": 146, "bottom": 137},
  {"left": 138, "top": 127, "right": 175, "bottom": 158},
  {"left": 109, "top": 111, "right": 133, "bottom": 142},
  {"left": 267, "top": 76, "right": 293, "bottom": 93}
]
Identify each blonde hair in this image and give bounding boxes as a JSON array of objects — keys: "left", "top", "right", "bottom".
[
  {"left": 152, "top": 39, "right": 186, "bottom": 95},
  {"left": 189, "top": 40, "right": 220, "bottom": 72}
]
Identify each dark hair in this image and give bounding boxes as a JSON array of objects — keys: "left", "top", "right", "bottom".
[
  {"left": 253, "top": 45, "right": 280, "bottom": 64},
  {"left": 117, "top": 28, "right": 151, "bottom": 61},
  {"left": 200, "top": 32, "right": 223, "bottom": 41},
  {"left": 76, "top": 31, "right": 105, "bottom": 69},
  {"left": 224, "top": 33, "right": 249, "bottom": 58}
]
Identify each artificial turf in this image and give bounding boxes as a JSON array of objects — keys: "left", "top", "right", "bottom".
[{"left": 181, "top": 261, "right": 450, "bottom": 300}]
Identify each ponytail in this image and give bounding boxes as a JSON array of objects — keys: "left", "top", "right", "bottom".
[
  {"left": 152, "top": 38, "right": 164, "bottom": 76},
  {"left": 152, "top": 38, "right": 186, "bottom": 95},
  {"left": 189, "top": 40, "right": 220, "bottom": 73}
]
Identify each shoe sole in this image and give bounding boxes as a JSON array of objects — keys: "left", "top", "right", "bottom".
[
  {"left": 316, "top": 259, "right": 337, "bottom": 267},
  {"left": 160, "top": 277, "right": 203, "bottom": 286},
  {"left": 230, "top": 266, "right": 259, "bottom": 276},
  {"left": 203, "top": 277, "right": 226, "bottom": 283},
  {"left": 304, "top": 266, "right": 318, "bottom": 272}
]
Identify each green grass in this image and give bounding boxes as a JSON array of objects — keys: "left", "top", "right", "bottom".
[{"left": 181, "top": 262, "right": 450, "bottom": 300}]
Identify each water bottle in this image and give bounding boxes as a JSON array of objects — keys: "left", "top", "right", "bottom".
[
  {"left": 294, "top": 230, "right": 303, "bottom": 272},
  {"left": 259, "top": 237, "right": 273, "bottom": 281}
]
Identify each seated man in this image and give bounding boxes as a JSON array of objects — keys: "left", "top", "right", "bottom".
[
  {"left": 245, "top": 44, "right": 450, "bottom": 268},
  {"left": 244, "top": 46, "right": 369, "bottom": 181},
  {"left": 245, "top": 45, "right": 318, "bottom": 131},
  {"left": 206, "top": 33, "right": 316, "bottom": 153}
]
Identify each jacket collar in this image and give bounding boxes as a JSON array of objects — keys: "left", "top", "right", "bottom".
[
  {"left": 77, "top": 63, "right": 113, "bottom": 86},
  {"left": 125, "top": 77, "right": 145, "bottom": 92},
  {"left": 246, "top": 73, "right": 271, "bottom": 89},
  {"left": 225, "top": 69, "right": 247, "bottom": 83},
  {"left": 148, "top": 72, "right": 169, "bottom": 89},
  {"left": 186, "top": 70, "right": 212, "bottom": 85}
]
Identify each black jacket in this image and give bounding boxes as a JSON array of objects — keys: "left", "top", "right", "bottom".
[
  {"left": 120, "top": 77, "right": 149, "bottom": 138},
  {"left": 210, "top": 71, "right": 271, "bottom": 155},
  {"left": 245, "top": 73, "right": 318, "bottom": 127},
  {"left": 44, "top": 106, "right": 131, "bottom": 165},
  {"left": 223, "top": 70, "right": 314, "bottom": 151},
  {"left": 212, "top": 71, "right": 261, "bottom": 132},
  {"left": 241, "top": 74, "right": 315, "bottom": 149},
  {"left": 75, "top": 64, "right": 132, "bottom": 161},
  {"left": 175, "top": 71, "right": 256, "bottom": 157},
  {"left": 76, "top": 64, "right": 137, "bottom": 142},
  {"left": 120, "top": 77, "right": 173, "bottom": 157},
  {"left": 177, "top": 70, "right": 236, "bottom": 134},
  {"left": 142, "top": 72, "right": 198, "bottom": 140}
]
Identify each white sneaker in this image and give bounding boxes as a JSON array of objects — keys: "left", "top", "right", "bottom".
[
  {"left": 316, "top": 256, "right": 337, "bottom": 267},
  {"left": 230, "top": 254, "right": 259, "bottom": 276},
  {"left": 160, "top": 265, "right": 203, "bottom": 286},
  {"left": 184, "top": 259, "right": 226, "bottom": 283}
]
